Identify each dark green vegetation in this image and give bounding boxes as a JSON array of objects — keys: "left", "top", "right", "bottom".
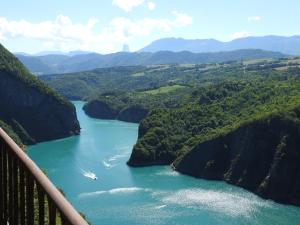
[
  {"left": 175, "top": 109, "right": 300, "bottom": 206},
  {"left": 40, "top": 56, "right": 300, "bottom": 100},
  {"left": 39, "top": 53, "right": 300, "bottom": 206},
  {"left": 0, "top": 43, "right": 80, "bottom": 145},
  {"left": 128, "top": 72, "right": 300, "bottom": 163},
  {"left": 83, "top": 98, "right": 148, "bottom": 123},
  {"left": 126, "top": 66, "right": 300, "bottom": 206},
  {"left": 17, "top": 49, "right": 285, "bottom": 75}
]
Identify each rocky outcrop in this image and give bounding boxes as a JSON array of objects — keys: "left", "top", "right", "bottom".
[
  {"left": 83, "top": 100, "right": 119, "bottom": 120},
  {"left": 127, "top": 125, "right": 174, "bottom": 167},
  {"left": 83, "top": 100, "right": 148, "bottom": 123},
  {"left": 174, "top": 111, "right": 300, "bottom": 206},
  {"left": 117, "top": 105, "right": 148, "bottom": 123},
  {"left": 0, "top": 43, "right": 80, "bottom": 144}
]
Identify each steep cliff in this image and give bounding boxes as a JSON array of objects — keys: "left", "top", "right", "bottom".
[
  {"left": 0, "top": 44, "right": 80, "bottom": 144},
  {"left": 127, "top": 74, "right": 300, "bottom": 206},
  {"left": 174, "top": 109, "right": 300, "bottom": 206},
  {"left": 117, "top": 105, "right": 148, "bottom": 123},
  {"left": 83, "top": 99, "right": 119, "bottom": 120},
  {"left": 83, "top": 99, "right": 148, "bottom": 123}
]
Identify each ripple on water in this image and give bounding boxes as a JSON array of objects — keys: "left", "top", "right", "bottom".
[
  {"left": 79, "top": 187, "right": 150, "bottom": 198},
  {"left": 160, "top": 188, "right": 271, "bottom": 217},
  {"left": 102, "top": 160, "right": 115, "bottom": 169},
  {"left": 108, "top": 154, "right": 127, "bottom": 162},
  {"left": 155, "top": 170, "right": 180, "bottom": 177}
]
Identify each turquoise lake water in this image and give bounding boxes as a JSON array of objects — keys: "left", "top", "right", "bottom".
[{"left": 28, "top": 101, "right": 300, "bottom": 225}]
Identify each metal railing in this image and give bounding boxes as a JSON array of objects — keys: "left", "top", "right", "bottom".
[{"left": 0, "top": 128, "right": 89, "bottom": 225}]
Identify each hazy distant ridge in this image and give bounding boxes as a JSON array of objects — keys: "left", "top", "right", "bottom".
[
  {"left": 16, "top": 49, "right": 285, "bottom": 75},
  {"left": 139, "top": 36, "right": 300, "bottom": 55}
]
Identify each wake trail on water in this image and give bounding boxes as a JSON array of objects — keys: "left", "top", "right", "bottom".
[
  {"left": 80, "top": 168, "right": 98, "bottom": 180},
  {"left": 108, "top": 154, "right": 127, "bottom": 162},
  {"left": 101, "top": 153, "right": 129, "bottom": 169},
  {"left": 102, "top": 160, "right": 115, "bottom": 169},
  {"left": 79, "top": 187, "right": 150, "bottom": 198},
  {"left": 155, "top": 205, "right": 167, "bottom": 209}
]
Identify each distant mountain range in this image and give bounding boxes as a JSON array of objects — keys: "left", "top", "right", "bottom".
[
  {"left": 16, "top": 49, "right": 285, "bottom": 75},
  {"left": 139, "top": 36, "right": 300, "bottom": 55},
  {"left": 15, "top": 50, "right": 92, "bottom": 57}
]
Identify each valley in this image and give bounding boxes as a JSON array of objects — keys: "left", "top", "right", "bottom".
[
  {"left": 38, "top": 55, "right": 300, "bottom": 206},
  {"left": 2, "top": 1, "right": 300, "bottom": 224}
]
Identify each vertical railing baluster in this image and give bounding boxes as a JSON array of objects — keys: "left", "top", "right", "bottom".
[
  {"left": 3, "top": 145, "right": 8, "bottom": 223},
  {"left": 48, "top": 199, "right": 57, "bottom": 225},
  {"left": 13, "top": 157, "right": 20, "bottom": 225},
  {"left": 0, "top": 140, "right": 4, "bottom": 224},
  {"left": 8, "top": 151, "right": 14, "bottom": 224},
  {"left": 26, "top": 171, "right": 34, "bottom": 225},
  {"left": 37, "top": 185, "right": 45, "bottom": 225},
  {"left": 19, "top": 163, "right": 26, "bottom": 225},
  {"left": 61, "top": 214, "right": 71, "bottom": 225},
  {"left": 0, "top": 128, "right": 89, "bottom": 225}
]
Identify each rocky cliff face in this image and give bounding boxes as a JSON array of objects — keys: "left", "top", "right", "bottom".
[
  {"left": 83, "top": 100, "right": 119, "bottom": 120},
  {"left": 174, "top": 111, "right": 300, "bottom": 206},
  {"left": 0, "top": 44, "right": 80, "bottom": 144},
  {"left": 117, "top": 105, "right": 148, "bottom": 123},
  {"left": 83, "top": 99, "right": 148, "bottom": 123}
]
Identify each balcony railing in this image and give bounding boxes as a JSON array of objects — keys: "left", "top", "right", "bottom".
[{"left": 0, "top": 128, "right": 89, "bottom": 225}]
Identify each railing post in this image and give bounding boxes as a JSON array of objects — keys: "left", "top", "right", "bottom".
[
  {"left": 37, "top": 184, "right": 45, "bottom": 225},
  {"left": 61, "top": 214, "right": 72, "bottom": 225},
  {"left": 0, "top": 128, "right": 89, "bottom": 225},
  {"left": 13, "top": 157, "right": 20, "bottom": 225},
  {"left": 26, "top": 171, "right": 34, "bottom": 225},
  {"left": 19, "top": 163, "right": 26, "bottom": 225},
  {"left": 8, "top": 151, "right": 14, "bottom": 225},
  {"left": 3, "top": 144, "right": 8, "bottom": 223},
  {"left": 49, "top": 198, "right": 57, "bottom": 225},
  {"left": 0, "top": 140, "right": 4, "bottom": 224}
]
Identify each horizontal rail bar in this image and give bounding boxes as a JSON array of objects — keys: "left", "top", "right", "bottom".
[{"left": 0, "top": 128, "right": 88, "bottom": 225}]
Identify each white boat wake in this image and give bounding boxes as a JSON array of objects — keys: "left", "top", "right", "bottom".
[
  {"left": 81, "top": 169, "right": 98, "bottom": 180},
  {"left": 102, "top": 160, "right": 115, "bottom": 169},
  {"left": 79, "top": 187, "right": 149, "bottom": 198},
  {"left": 108, "top": 154, "right": 127, "bottom": 162},
  {"left": 155, "top": 204, "right": 167, "bottom": 209}
]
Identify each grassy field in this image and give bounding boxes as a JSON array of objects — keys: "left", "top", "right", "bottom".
[
  {"left": 141, "top": 85, "right": 186, "bottom": 95},
  {"left": 243, "top": 58, "right": 274, "bottom": 65},
  {"left": 131, "top": 72, "right": 145, "bottom": 77}
]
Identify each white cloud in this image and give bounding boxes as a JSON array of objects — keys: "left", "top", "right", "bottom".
[
  {"left": 230, "top": 31, "right": 250, "bottom": 40},
  {"left": 105, "top": 11, "right": 192, "bottom": 39},
  {"left": 112, "top": 0, "right": 144, "bottom": 12},
  {"left": 147, "top": 1, "right": 156, "bottom": 11},
  {"left": 0, "top": 13, "right": 193, "bottom": 53},
  {"left": 248, "top": 16, "right": 261, "bottom": 22},
  {"left": 172, "top": 11, "right": 193, "bottom": 27},
  {"left": 0, "top": 32, "right": 6, "bottom": 40}
]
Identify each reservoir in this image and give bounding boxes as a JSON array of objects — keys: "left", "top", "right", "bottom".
[{"left": 28, "top": 101, "right": 300, "bottom": 225}]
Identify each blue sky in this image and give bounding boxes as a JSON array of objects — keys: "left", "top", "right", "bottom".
[{"left": 0, "top": 0, "right": 299, "bottom": 54}]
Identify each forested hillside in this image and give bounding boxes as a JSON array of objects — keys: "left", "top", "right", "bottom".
[
  {"left": 41, "top": 57, "right": 300, "bottom": 100},
  {"left": 0, "top": 43, "right": 80, "bottom": 146},
  {"left": 40, "top": 55, "right": 300, "bottom": 206},
  {"left": 126, "top": 66, "right": 300, "bottom": 205},
  {"left": 128, "top": 71, "right": 300, "bottom": 166}
]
